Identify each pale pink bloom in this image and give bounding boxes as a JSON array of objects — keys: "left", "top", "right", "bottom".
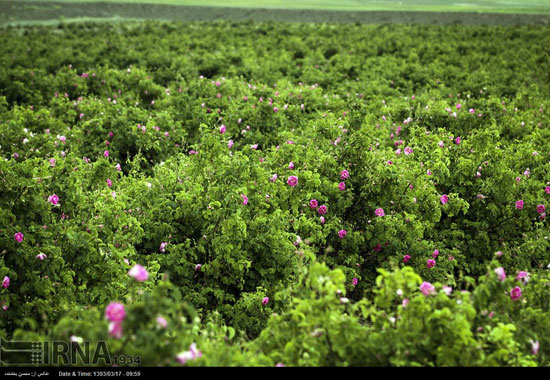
[
  {"left": 510, "top": 286, "right": 522, "bottom": 301},
  {"left": 338, "top": 182, "right": 346, "bottom": 191},
  {"left": 128, "top": 264, "right": 149, "bottom": 282},
  {"left": 318, "top": 205, "right": 327, "bottom": 215},
  {"left": 36, "top": 253, "right": 47, "bottom": 261},
  {"left": 440, "top": 194, "right": 448, "bottom": 204},
  {"left": 516, "top": 200, "right": 524, "bottom": 210},
  {"left": 195, "top": 264, "right": 202, "bottom": 271},
  {"left": 104, "top": 150, "right": 109, "bottom": 158},
  {"left": 442, "top": 286, "right": 453, "bottom": 296},
  {"left": 156, "top": 316, "right": 168, "bottom": 328},
  {"left": 338, "top": 229, "right": 347, "bottom": 239},
  {"left": 276, "top": 363, "right": 285, "bottom": 367},
  {"left": 319, "top": 216, "right": 325, "bottom": 224},
  {"left": 159, "top": 242, "right": 168, "bottom": 253},
  {"left": 495, "top": 251, "right": 503, "bottom": 257},
  {"left": 14, "top": 232, "right": 24, "bottom": 243},
  {"left": 241, "top": 194, "right": 248, "bottom": 205},
  {"left": 516, "top": 176, "right": 521, "bottom": 183},
  {"left": 469, "top": 108, "right": 475, "bottom": 114},
  {"left": 403, "top": 254, "right": 411, "bottom": 263},
  {"left": 108, "top": 321, "right": 123, "bottom": 339},
  {"left": 426, "top": 259, "right": 436, "bottom": 268},
  {"left": 340, "top": 170, "right": 349, "bottom": 180},
  {"left": 251, "top": 144, "right": 258, "bottom": 150},
  {"left": 288, "top": 162, "right": 294, "bottom": 169},
  {"left": 2, "top": 276, "right": 10, "bottom": 289},
  {"left": 545, "top": 186, "right": 550, "bottom": 194},
  {"left": 58, "top": 135, "right": 66, "bottom": 143},
  {"left": 262, "top": 297, "right": 269, "bottom": 305},
  {"left": 270, "top": 174, "right": 278, "bottom": 182},
  {"left": 537, "top": 204, "right": 546, "bottom": 214},
  {"left": 516, "top": 271, "right": 529, "bottom": 283},
  {"left": 404, "top": 147, "right": 413, "bottom": 156},
  {"left": 106, "top": 179, "right": 112, "bottom": 188},
  {"left": 228, "top": 140, "right": 234, "bottom": 149},
  {"left": 105, "top": 302, "right": 126, "bottom": 322},
  {"left": 309, "top": 199, "right": 318, "bottom": 209},
  {"left": 49, "top": 158, "right": 56, "bottom": 167},
  {"left": 48, "top": 194, "right": 59, "bottom": 206},
  {"left": 219, "top": 125, "right": 226, "bottom": 134},
  {"left": 176, "top": 343, "right": 202, "bottom": 365},
  {"left": 494, "top": 267, "right": 506, "bottom": 281},
  {"left": 438, "top": 141, "right": 444, "bottom": 148},
  {"left": 402, "top": 298, "right": 409, "bottom": 308},
  {"left": 433, "top": 249, "right": 439, "bottom": 258},
  {"left": 420, "top": 282, "right": 435, "bottom": 296},
  {"left": 273, "top": 107, "right": 278, "bottom": 113},
  {"left": 395, "top": 148, "right": 402, "bottom": 156},
  {"left": 375, "top": 208, "right": 385, "bottom": 217},
  {"left": 531, "top": 340, "right": 540, "bottom": 355},
  {"left": 287, "top": 176, "right": 298, "bottom": 187}
]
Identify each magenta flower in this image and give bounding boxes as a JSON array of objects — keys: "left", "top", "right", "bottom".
[
  {"left": 159, "top": 242, "right": 168, "bottom": 253},
  {"left": 338, "top": 182, "right": 346, "bottom": 191},
  {"left": 494, "top": 267, "right": 506, "bottom": 281},
  {"left": 455, "top": 136, "right": 461, "bottom": 144},
  {"left": 288, "top": 162, "right": 294, "bottom": 169},
  {"left": 49, "top": 158, "right": 56, "bottom": 167},
  {"left": 403, "top": 254, "right": 411, "bottom": 263},
  {"left": 352, "top": 277, "right": 358, "bottom": 286},
  {"left": 228, "top": 140, "right": 234, "bottom": 149},
  {"left": 287, "top": 176, "right": 298, "bottom": 187},
  {"left": 338, "top": 229, "right": 347, "bottom": 239},
  {"left": 440, "top": 194, "right": 449, "bottom": 204},
  {"left": 219, "top": 125, "right": 226, "bottom": 134},
  {"left": 14, "top": 232, "right": 24, "bottom": 243},
  {"left": 195, "top": 264, "right": 202, "bottom": 271},
  {"left": 47, "top": 194, "right": 59, "bottom": 206},
  {"left": 309, "top": 199, "right": 318, "bottom": 209},
  {"left": 420, "top": 282, "right": 436, "bottom": 296},
  {"left": 545, "top": 186, "right": 550, "bottom": 194},
  {"left": 241, "top": 194, "right": 248, "bottom": 205},
  {"left": 318, "top": 205, "right": 327, "bottom": 215},
  {"left": 340, "top": 170, "right": 349, "bottom": 180},
  {"left": 402, "top": 298, "right": 409, "bottom": 308},
  {"left": 432, "top": 249, "right": 439, "bottom": 258},
  {"left": 537, "top": 204, "right": 546, "bottom": 214},
  {"left": 516, "top": 200, "right": 524, "bottom": 210},
  {"left": 404, "top": 147, "right": 413, "bottom": 156},
  {"left": 2, "top": 276, "right": 10, "bottom": 289},
  {"left": 426, "top": 259, "right": 436, "bottom": 269},
  {"left": 262, "top": 297, "right": 269, "bottom": 305},
  {"left": 128, "top": 264, "right": 149, "bottom": 282},
  {"left": 375, "top": 208, "right": 385, "bottom": 217},
  {"left": 438, "top": 141, "right": 444, "bottom": 148},
  {"left": 104, "top": 150, "right": 109, "bottom": 158},
  {"left": 106, "top": 179, "right": 112, "bottom": 188},
  {"left": 105, "top": 302, "right": 126, "bottom": 322},
  {"left": 270, "top": 174, "right": 278, "bottom": 182},
  {"left": 108, "top": 321, "right": 123, "bottom": 339},
  {"left": 510, "top": 286, "right": 522, "bottom": 301},
  {"left": 36, "top": 253, "right": 47, "bottom": 261},
  {"left": 176, "top": 343, "right": 202, "bottom": 365}
]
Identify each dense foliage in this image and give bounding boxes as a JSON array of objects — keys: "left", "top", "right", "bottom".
[{"left": 1, "top": 21, "right": 550, "bottom": 366}]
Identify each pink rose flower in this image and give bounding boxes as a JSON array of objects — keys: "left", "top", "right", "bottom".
[
  {"left": 537, "top": 204, "right": 546, "bottom": 214},
  {"left": 176, "top": 343, "right": 202, "bottom": 365},
  {"left": 375, "top": 208, "right": 385, "bottom": 217},
  {"left": 287, "top": 176, "right": 298, "bottom": 187},
  {"left": 49, "top": 158, "right": 56, "bottom": 167},
  {"left": 2, "top": 276, "right": 10, "bottom": 289},
  {"left": 516, "top": 271, "right": 529, "bottom": 283},
  {"left": 455, "top": 136, "right": 461, "bottom": 144},
  {"left": 338, "top": 182, "right": 346, "bottom": 191},
  {"left": 270, "top": 174, "right": 277, "bottom": 182},
  {"left": 516, "top": 200, "right": 524, "bottom": 210},
  {"left": 48, "top": 194, "right": 59, "bottom": 206},
  {"left": 318, "top": 205, "right": 327, "bottom": 215},
  {"left": 36, "top": 253, "right": 47, "bottom": 261},
  {"left": 319, "top": 216, "right": 325, "bottom": 224},
  {"left": 159, "top": 242, "right": 168, "bottom": 253},
  {"left": 219, "top": 125, "right": 226, "bottom": 134},
  {"left": 426, "top": 259, "right": 436, "bottom": 268},
  {"left": 104, "top": 150, "right": 109, "bottom": 158},
  {"left": 403, "top": 254, "right": 411, "bottom": 263},
  {"left": 156, "top": 316, "right": 168, "bottom": 328},
  {"left": 14, "top": 232, "right": 24, "bottom": 243},
  {"left": 309, "top": 199, "right": 318, "bottom": 209},
  {"left": 340, "top": 170, "right": 349, "bottom": 180},
  {"left": 262, "top": 297, "right": 269, "bottom": 305},
  {"left": 128, "top": 264, "right": 149, "bottom": 282},
  {"left": 420, "top": 282, "right": 435, "bottom": 296},
  {"left": 241, "top": 194, "right": 248, "bottom": 205},
  {"left": 105, "top": 302, "right": 126, "bottom": 322},
  {"left": 108, "top": 321, "right": 123, "bottom": 339},
  {"left": 338, "top": 229, "right": 347, "bottom": 239},
  {"left": 510, "top": 286, "right": 522, "bottom": 301},
  {"left": 494, "top": 267, "right": 506, "bottom": 281},
  {"left": 288, "top": 162, "right": 294, "bottom": 169},
  {"left": 440, "top": 194, "right": 448, "bottom": 204}
]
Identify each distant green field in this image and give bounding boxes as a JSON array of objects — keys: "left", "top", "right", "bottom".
[{"left": 22, "top": 0, "right": 550, "bottom": 15}]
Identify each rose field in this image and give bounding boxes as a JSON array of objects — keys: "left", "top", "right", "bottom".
[{"left": 1, "top": 18, "right": 550, "bottom": 367}]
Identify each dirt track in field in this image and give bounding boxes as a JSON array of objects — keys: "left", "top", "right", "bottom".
[{"left": 1, "top": 1, "right": 550, "bottom": 26}]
